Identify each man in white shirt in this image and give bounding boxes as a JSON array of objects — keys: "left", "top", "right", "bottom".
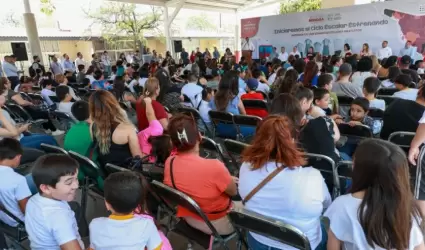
[
  {"left": 377, "top": 40, "right": 393, "bottom": 60},
  {"left": 101, "top": 51, "right": 111, "bottom": 76},
  {"left": 278, "top": 47, "right": 289, "bottom": 62},
  {"left": 181, "top": 74, "right": 204, "bottom": 108},
  {"left": 0, "top": 138, "right": 32, "bottom": 228},
  {"left": 392, "top": 74, "right": 418, "bottom": 101},
  {"left": 289, "top": 46, "right": 301, "bottom": 57},
  {"left": 74, "top": 52, "right": 86, "bottom": 72},
  {"left": 25, "top": 154, "right": 85, "bottom": 250}
]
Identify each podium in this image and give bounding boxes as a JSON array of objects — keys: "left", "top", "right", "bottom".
[{"left": 242, "top": 50, "right": 253, "bottom": 63}]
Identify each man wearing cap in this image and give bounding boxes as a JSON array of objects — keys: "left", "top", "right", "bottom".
[
  {"left": 399, "top": 55, "right": 420, "bottom": 84},
  {"left": 241, "top": 78, "right": 267, "bottom": 118},
  {"left": 2, "top": 55, "right": 19, "bottom": 90}
]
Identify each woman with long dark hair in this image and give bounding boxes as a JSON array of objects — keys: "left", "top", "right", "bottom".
[
  {"left": 277, "top": 69, "right": 299, "bottom": 96},
  {"left": 325, "top": 139, "right": 424, "bottom": 250},
  {"left": 239, "top": 115, "right": 330, "bottom": 250},
  {"left": 299, "top": 61, "right": 319, "bottom": 88},
  {"left": 210, "top": 71, "right": 245, "bottom": 114},
  {"left": 377, "top": 55, "right": 398, "bottom": 78}
]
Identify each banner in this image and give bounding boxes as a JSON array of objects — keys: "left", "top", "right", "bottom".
[{"left": 241, "top": 0, "right": 425, "bottom": 60}]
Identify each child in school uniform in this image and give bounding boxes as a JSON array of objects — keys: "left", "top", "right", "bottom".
[
  {"left": 89, "top": 172, "right": 170, "bottom": 250},
  {"left": 0, "top": 138, "right": 32, "bottom": 249},
  {"left": 25, "top": 154, "right": 87, "bottom": 250},
  {"left": 198, "top": 87, "right": 214, "bottom": 134}
]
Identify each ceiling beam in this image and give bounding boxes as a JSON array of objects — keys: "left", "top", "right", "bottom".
[{"left": 186, "top": 0, "right": 240, "bottom": 8}]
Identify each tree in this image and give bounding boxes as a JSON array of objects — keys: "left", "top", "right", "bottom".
[
  {"left": 186, "top": 15, "right": 217, "bottom": 31},
  {"left": 279, "top": 0, "right": 321, "bottom": 14},
  {"left": 85, "top": 2, "right": 162, "bottom": 49},
  {"left": 40, "top": 0, "right": 55, "bottom": 15}
]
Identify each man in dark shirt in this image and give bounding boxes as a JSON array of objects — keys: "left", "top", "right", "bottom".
[
  {"left": 400, "top": 55, "right": 420, "bottom": 84},
  {"left": 180, "top": 48, "right": 189, "bottom": 61},
  {"left": 380, "top": 89, "right": 425, "bottom": 140}
]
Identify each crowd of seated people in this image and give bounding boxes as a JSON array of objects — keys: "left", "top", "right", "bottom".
[{"left": 2, "top": 46, "right": 425, "bottom": 250}]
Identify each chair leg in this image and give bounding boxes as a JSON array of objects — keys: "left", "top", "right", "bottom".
[{"left": 80, "top": 177, "right": 88, "bottom": 224}]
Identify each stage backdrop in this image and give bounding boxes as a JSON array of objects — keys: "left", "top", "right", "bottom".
[{"left": 241, "top": 0, "right": 425, "bottom": 60}]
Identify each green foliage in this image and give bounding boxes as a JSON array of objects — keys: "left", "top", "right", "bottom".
[
  {"left": 186, "top": 15, "right": 217, "bottom": 31},
  {"left": 40, "top": 0, "right": 55, "bottom": 15},
  {"left": 279, "top": 0, "right": 321, "bottom": 14},
  {"left": 85, "top": 2, "right": 161, "bottom": 49}
]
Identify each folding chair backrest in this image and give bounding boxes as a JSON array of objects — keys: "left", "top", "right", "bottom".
[
  {"left": 377, "top": 95, "right": 399, "bottom": 107},
  {"left": 68, "top": 151, "right": 106, "bottom": 180},
  {"left": 20, "top": 92, "right": 32, "bottom": 102},
  {"left": 377, "top": 88, "right": 398, "bottom": 96},
  {"left": 40, "top": 143, "right": 68, "bottom": 155},
  {"left": 336, "top": 161, "right": 353, "bottom": 195},
  {"left": 177, "top": 106, "right": 201, "bottom": 120},
  {"left": 200, "top": 136, "right": 225, "bottom": 162},
  {"left": 5, "top": 104, "right": 32, "bottom": 122},
  {"left": 304, "top": 153, "right": 339, "bottom": 198},
  {"left": 413, "top": 146, "right": 425, "bottom": 199},
  {"left": 242, "top": 99, "right": 268, "bottom": 110},
  {"left": 338, "top": 123, "right": 373, "bottom": 139},
  {"left": 0, "top": 205, "right": 27, "bottom": 242},
  {"left": 337, "top": 96, "right": 354, "bottom": 107},
  {"left": 105, "top": 163, "right": 131, "bottom": 174},
  {"left": 228, "top": 207, "right": 311, "bottom": 250},
  {"left": 208, "top": 110, "right": 237, "bottom": 139},
  {"left": 233, "top": 115, "right": 262, "bottom": 127},
  {"left": 368, "top": 108, "right": 384, "bottom": 120},
  {"left": 151, "top": 181, "right": 220, "bottom": 235},
  {"left": 28, "top": 93, "right": 44, "bottom": 102},
  {"left": 223, "top": 139, "right": 248, "bottom": 175},
  {"left": 388, "top": 131, "right": 416, "bottom": 150},
  {"left": 49, "top": 95, "right": 60, "bottom": 103},
  {"left": 2, "top": 105, "right": 23, "bottom": 123},
  {"left": 256, "top": 91, "right": 268, "bottom": 101},
  {"left": 183, "top": 94, "right": 194, "bottom": 107}
]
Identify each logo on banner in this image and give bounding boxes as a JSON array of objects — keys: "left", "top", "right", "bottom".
[
  {"left": 241, "top": 17, "right": 261, "bottom": 38},
  {"left": 309, "top": 15, "right": 324, "bottom": 22}
]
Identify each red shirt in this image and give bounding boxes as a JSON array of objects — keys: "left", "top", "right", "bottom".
[
  {"left": 241, "top": 92, "right": 268, "bottom": 118},
  {"left": 163, "top": 153, "right": 232, "bottom": 221},
  {"left": 136, "top": 100, "right": 167, "bottom": 131}
]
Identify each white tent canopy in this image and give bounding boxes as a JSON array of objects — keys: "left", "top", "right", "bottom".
[{"left": 114, "top": 0, "right": 283, "bottom": 53}]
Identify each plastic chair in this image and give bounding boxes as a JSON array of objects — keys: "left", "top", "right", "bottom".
[
  {"left": 177, "top": 106, "right": 212, "bottom": 137},
  {"left": 368, "top": 108, "right": 384, "bottom": 120},
  {"left": 304, "top": 153, "right": 340, "bottom": 199},
  {"left": 200, "top": 136, "right": 226, "bottom": 163},
  {"left": 52, "top": 111, "right": 75, "bottom": 131},
  {"left": 242, "top": 99, "right": 268, "bottom": 111},
  {"left": 40, "top": 143, "right": 68, "bottom": 155},
  {"left": 5, "top": 104, "right": 33, "bottom": 123},
  {"left": 377, "top": 88, "right": 398, "bottom": 96},
  {"left": 233, "top": 115, "right": 262, "bottom": 142},
  {"left": 48, "top": 95, "right": 60, "bottom": 103},
  {"left": 338, "top": 123, "right": 373, "bottom": 139},
  {"left": 388, "top": 131, "right": 416, "bottom": 151},
  {"left": 105, "top": 163, "right": 131, "bottom": 174},
  {"left": 208, "top": 111, "right": 238, "bottom": 139},
  {"left": 0, "top": 206, "right": 28, "bottom": 246},
  {"left": 228, "top": 207, "right": 311, "bottom": 250},
  {"left": 336, "top": 161, "right": 353, "bottom": 195},
  {"left": 223, "top": 139, "right": 248, "bottom": 176},
  {"left": 150, "top": 181, "right": 237, "bottom": 250}
]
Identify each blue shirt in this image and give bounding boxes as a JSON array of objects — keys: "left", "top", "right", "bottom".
[
  {"left": 238, "top": 77, "right": 246, "bottom": 95},
  {"left": 2, "top": 62, "right": 18, "bottom": 77},
  {"left": 62, "top": 60, "right": 75, "bottom": 72},
  {"left": 213, "top": 51, "right": 220, "bottom": 59},
  {"left": 298, "top": 74, "right": 319, "bottom": 86},
  {"left": 209, "top": 95, "right": 240, "bottom": 114},
  {"left": 92, "top": 80, "right": 112, "bottom": 90},
  {"left": 399, "top": 47, "right": 417, "bottom": 59}
]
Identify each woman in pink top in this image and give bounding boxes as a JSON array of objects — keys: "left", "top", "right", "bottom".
[{"left": 138, "top": 97, "right": 164, "bottom": 156}]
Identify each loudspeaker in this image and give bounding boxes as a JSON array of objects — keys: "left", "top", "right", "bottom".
[
  {"left": 11, "top": 42, "right": 28, "bottom": 61},
  {"left": 173, "top": 40, "right": 182, "bottom": 53}
]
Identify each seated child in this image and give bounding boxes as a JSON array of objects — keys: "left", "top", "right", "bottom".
[
  {"left": 40, "top": 79, "right": 56, "bottom": 107},
  {"left": 312, "top": 88, "right": 330, "bottom": 116},
  {"left": 25, "top": 154, "right": 87, "bottom": 250},
  {"left": 109, "top": 65, "right": 117, "bottom": 81},
  {"left": 56, "top": 85, "right": 75, "bottom": 120},
  {"left": 91, "top": 70, "right": 111, "bottom": 90},
  {"left": 198, "top": 87, "right": 213, "bottom": 134},
  {"left": 241, "top": 78, "right": 268, "bottom": 118},
  {"left": 89, "top": 172, "right": 169, "bottom": 250},
  {"left": 363, "top": 77, "right": 386, "bottom": 111},
  {"left": 0, "top": 138, "right": 31, "bottom": 229},
  {"left": 138, "top": 97, "right": 164, "bottom": 156},
  {"left": 128, "top": 72, "right": 143, "bottom": 93},
  {"left": 317, "top": 73, "right": 339, "bottom": 114}
]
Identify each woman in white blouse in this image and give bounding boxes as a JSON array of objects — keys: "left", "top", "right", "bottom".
[
  {"left": 239, "top": 115, "right": 331, "bottom": 250},
  {"left": 360, "top": 43, "right": 372, "bottom": 57},
  {"left": 325, "top": 139, "right": 425, "bottom": 250},
  {"left": 350, "top": 57, "right": 376, "bottom": 88}
]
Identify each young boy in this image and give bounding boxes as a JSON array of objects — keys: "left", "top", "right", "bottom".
[
  {"left": 89, "top": 172, "right": 163, "bottom": 250},
  {"left": 41, "top": 79, "right": 56, "bottom": 107},
  {"left": 313, "top": 88, "right": 331, "bottom": 116},
  {"left": 0, "top": 138, "right": 31, "bottom": 229},
  {"left": 76, "top": 65, "right": 86, "bottom": 85},
  {"left": 392, "top": 74, "right": 418, "bottom": 101},
  {"left": 340, "top": 97, "right": 381, "bottom": 135},
  {"left": 363, "top": 76, "right": 386, "bottom": 110},
  {"left": 25, "top": 154, "right": 85, "bottom": 250},
  {"left": 241, "top": 78, "right": 268, "bottom": 118},
  {"left": 317, "top": 73, "right": 339, "bottom": 114},
  {"left": 198, "top": 87, "right": 213, "bottom": 133},
  {"left": 109, "top": 65, "right": 117, "bottom": 81},
  {"left": 56, "top": 85, "right": 75, "bottom": 120}
]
